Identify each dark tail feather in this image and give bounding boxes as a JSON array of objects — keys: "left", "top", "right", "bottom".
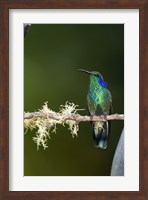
[{"left": 93, "top": 121, "right": 109, "bottom": 149}]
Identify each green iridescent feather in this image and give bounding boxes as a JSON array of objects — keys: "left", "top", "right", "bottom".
[{"left": 79, "top": 69, "right": 112, "bottom": 149}]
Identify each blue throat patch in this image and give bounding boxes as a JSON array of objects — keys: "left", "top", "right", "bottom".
[{"left": 98, "top": 77, "right": 108, "bottom": 87}]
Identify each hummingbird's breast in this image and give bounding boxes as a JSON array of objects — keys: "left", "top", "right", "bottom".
[{"left": 87, "top": 80, "right": 111, "bottom": 115}]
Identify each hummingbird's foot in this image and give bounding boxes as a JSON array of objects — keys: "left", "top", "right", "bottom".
[
  {"left": 103, "top": 114, "right": 107, "bottom": 121},
  {"left": 90, "top": 115, "right": 94, "bottom": 122}
]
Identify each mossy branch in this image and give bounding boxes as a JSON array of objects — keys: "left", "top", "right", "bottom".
[
  {"left": 24, "top": 111, "right": 124, "bottom": 121},
  {"left": 24, "top": 102, "right": 124, "bottom": 150}
]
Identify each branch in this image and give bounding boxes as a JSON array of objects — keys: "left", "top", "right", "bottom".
[
  {"left": 24, "top": 112, "right": 124, "bottom": 122},
  {"left": 24, "top": 102, "right": 124, "bottom": 150}
]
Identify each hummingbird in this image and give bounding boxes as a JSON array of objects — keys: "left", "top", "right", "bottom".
[{"left": 79, "top": 69, "right": 112, "bottom": 149}]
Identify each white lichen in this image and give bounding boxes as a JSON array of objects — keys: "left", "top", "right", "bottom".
[
  {"left": 24, "top": 101, "right": 84, "bottom": 150},
  {"left": 59, "top": 102, "right": 82, "bottom": 137}
]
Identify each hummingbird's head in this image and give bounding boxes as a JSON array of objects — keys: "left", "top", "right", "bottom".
[{"left": 78, "top": 69, "right": 108, "bottom": 87}]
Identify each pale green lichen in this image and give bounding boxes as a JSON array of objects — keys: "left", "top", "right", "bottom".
[
  {"left": 24, "top": 101, "right": 84, "bottom": 150},
  {"left": 59, "top": 102, "right": 81, "bottom": 137}
]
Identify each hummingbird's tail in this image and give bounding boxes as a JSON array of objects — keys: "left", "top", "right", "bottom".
[{"left": 92, "top": 121, "right": 109, "bottom": 149}]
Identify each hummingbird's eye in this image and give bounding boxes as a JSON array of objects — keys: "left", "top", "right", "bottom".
[{"left": 98, "top": 77, "right": 108, "bottom": 87}]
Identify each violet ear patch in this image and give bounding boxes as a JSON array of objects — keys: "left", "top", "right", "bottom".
[{"left": 98, "top": 78, "right": 108, "bottom": 87}]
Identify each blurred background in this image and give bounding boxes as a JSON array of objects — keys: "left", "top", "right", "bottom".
[{"left": 24, "top": 24, "right": 124, "bottom": 176}]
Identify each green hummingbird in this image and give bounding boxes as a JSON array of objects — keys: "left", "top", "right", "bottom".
[{"left": 79, "top": 69, "right": 112, "bottom": 149}]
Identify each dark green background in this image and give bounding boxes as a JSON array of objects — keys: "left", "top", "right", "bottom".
[{"left": 24, "top": 24, "right": 124, "bottom": 176}]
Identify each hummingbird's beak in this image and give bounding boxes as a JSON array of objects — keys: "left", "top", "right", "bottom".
[{"left": 78, "top": 69, "right": 91, "bottom": 75}]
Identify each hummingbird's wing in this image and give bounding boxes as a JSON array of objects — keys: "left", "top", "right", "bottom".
[
  {"left": 87, "top": 103, "right": 107, "bottom": 149},
  {"left": 87, "top": 94, "right": 112, "bottom": 149},
  {"left": 89, "top": 103, "right": 112, "bottom": 149}
]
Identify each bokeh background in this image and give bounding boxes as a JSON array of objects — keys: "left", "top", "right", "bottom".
[{"left": 24, "top": 24, "right": 124, "bottom": 176}]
